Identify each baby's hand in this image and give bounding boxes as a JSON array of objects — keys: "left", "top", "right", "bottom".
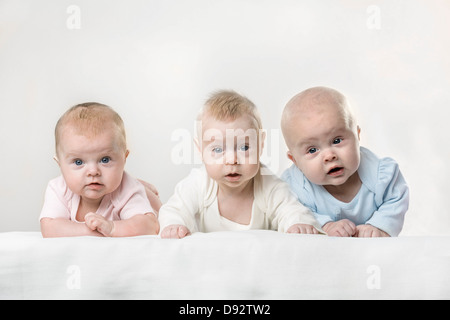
[
  {"left": 323, "top": 219, "right": 356, "bottom": 237},
  {"left": 355, "top": 224, "right": 390, "bottom": 238},
  {"left": 161, "top": 224, "right": 190, "bottom": 239},
  {"left": 85, "top": 213, "right": 114, "bottom": 237},
  {"left": 287, "top": 223, "right": 319, "bottom": 234}
]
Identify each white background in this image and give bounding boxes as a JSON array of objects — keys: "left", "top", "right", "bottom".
[{"left": 1, "top": 0, "right": 449, "bottom": 235}]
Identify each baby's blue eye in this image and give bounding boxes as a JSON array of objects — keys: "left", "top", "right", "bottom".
[
  {"left": 101, "top": 157, "right": 111, "bottom": 164},
  {"left": 307, "top": 148, "right": 317, "bottom": 154},
  {"left": 333, "top": 138, "right": 342, "bottom": 145},
  {"left": 212, "top": 147, "right": 223, "bottom": 154},
  {"left": 239, "top": 145, "right": 250, "bottom": 152},
  {"left": 74, "top": 159, "right": 83, "bottom": 166}
]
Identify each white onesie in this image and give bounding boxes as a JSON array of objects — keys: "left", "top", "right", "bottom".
[{"left": 159, "top": 165, "right": 322, "bottom": 234}]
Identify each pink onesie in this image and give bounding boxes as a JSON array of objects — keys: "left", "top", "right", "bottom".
[{"left": 40, "top": 171, "right": 154, "bottom": 222}]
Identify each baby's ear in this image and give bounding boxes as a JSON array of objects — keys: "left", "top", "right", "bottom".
[
  {"left": 286, "top": 151, "right": 297, "bottom": 165},
  {"left": 125, "top": 149, "right": 130, "bottom": 159},
  {"left": 53, "top": 155, "right": 60, "bottom": 166},
  {"left": 357, "top": 125, "right": 361, "bottom": 140}
]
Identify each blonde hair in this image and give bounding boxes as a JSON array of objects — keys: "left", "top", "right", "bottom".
[
  {"left": 197, "top": 90, "right": 263, "bottom": 133},
  {"left": 55, "top": 102, "right": 127, "bottom": 155}
]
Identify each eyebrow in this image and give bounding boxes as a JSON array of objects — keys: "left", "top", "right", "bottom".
[
  {"left": 295, "top": 138, "right": 316, "bottom": 149},
  {"left": 202, "top": 136, "right": 253, "bottom": 145},
  {"left": 295, "top": 126, "right": 350, "bottom": 148},
  {"left": 62, "top": 146, "right": 119, "bottom": 158}
]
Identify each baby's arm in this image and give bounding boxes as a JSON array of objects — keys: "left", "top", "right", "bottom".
[
  {"left": 364, "top": 158, "right": 409, "bottom": 236},
  {"left": 85, "top": 212, "right": 159, "bottom": 237},
  {"left": 40, "top": 218, "right": 102, "bottom": 237},
  {"left": 266, "top": 178, "right": 323, "bottom": 234},
  {"left": 158, "top": 168, "right": 204, "bottom": 239},
  {"left": 40, "top": 178, "right": 104, "bottom": 238}
]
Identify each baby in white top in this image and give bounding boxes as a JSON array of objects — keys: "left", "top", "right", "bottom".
[{"left": 159, "top": 90, "right": 322, "bottom": 238}]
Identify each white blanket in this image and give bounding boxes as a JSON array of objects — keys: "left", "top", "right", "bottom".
[{"left": 1, "top": 231, "right": 449, "bottom": 299}]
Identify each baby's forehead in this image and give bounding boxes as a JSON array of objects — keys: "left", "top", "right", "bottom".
[
  {"left": 288, "top": 91, "right": 352, "bottom": 125},
  {"left": 287, "top": 98, "right": 355, "bottom": 137},
  {"left": 58, "top": 123, "right": 126, "bottom": 153},
  {"left": 60, "top": 121, "right": 117, "bottom": 137},
  {"left": 199, "top": 114, "right": 261, "bottom": 143},
  {"left": 301, "top": 100, "right": 345, "bottom": 119},
  {"left": 201, "top": 113, "right": 259, "bottom": 131}
]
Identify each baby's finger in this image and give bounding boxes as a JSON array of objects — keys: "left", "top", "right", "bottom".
[
  {"left": 91, "top": 218, "right": 102, "bottom": 230},
  {"left": 343, "top": 224, "right": 356, "bottom": 237},
  {"left": 304, "top": 226, "right": 318, "bottom": 234},
  {"left": 160, "top": 227, "right": 170, "bottom": 239},
  {"left": 178, "top": 226, "right": 190, "bottom": 238},
  {"left": 170, "top": 227, "right": 179, "bottom": 238}
]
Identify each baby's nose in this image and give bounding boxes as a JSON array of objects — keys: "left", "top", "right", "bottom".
[
  {"left": 323, "top": 149, "right": 337, "bottom": 162},
  {"left": 87, "top": 163, "right": 101, "bottom": 176},
  {"left": 224, "top": 150, "right": 238, "bottom": 165}
]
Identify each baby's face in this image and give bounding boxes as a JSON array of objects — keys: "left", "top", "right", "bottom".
[
  {"left": 287, "top": 103, "right": 360, "bottom": 187},
  {"left": 199, "top": 114, "right": 262, "bottom": 190},
  {"left": 56, "top": 125, "right": 128, "bottom": 204}
]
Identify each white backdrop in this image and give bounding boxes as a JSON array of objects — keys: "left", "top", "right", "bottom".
[{"left": 1, "top": 0, "right": 449, "bottom": 235}]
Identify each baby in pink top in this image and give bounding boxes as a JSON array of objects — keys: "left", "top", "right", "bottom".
[{"left": 40, "top": 102, "right": 160, "bottom": 237}]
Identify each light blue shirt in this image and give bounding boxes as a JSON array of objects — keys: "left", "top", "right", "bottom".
[{"left": 281, "top": 147, "right": 409, "bottom": 236}]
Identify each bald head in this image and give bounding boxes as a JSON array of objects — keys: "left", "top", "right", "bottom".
[{"left": 281, "top": 86, "right": 356, "bottom": 149}]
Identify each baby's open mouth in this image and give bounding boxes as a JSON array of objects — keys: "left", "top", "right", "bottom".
[{"left": 327, "top": 167, "right": 344, "bottom": 175}]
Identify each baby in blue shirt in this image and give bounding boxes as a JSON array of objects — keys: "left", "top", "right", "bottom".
[{"left": 280, "top": 86, "right": 409, "bottom": 237}]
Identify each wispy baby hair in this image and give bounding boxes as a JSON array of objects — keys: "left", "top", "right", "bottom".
[
  {"left": 55, "top": 102, "right": 127, "bottom": 155},
  {"left": 198, "top": 90, "right": 263, "bottom": 131}
]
